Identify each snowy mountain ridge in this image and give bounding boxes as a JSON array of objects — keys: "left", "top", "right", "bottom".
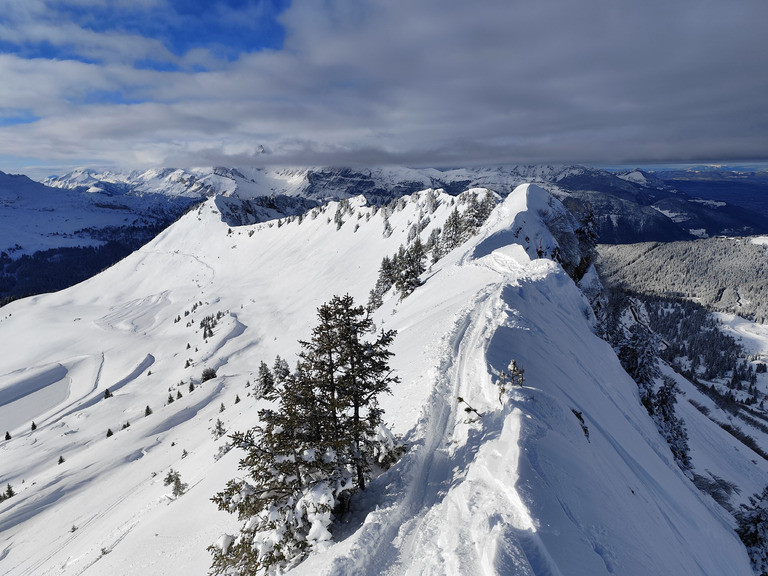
[
  {"left": 43, "top": 164, "right": 589, "bottom": 202},
  {"left": 42, "top": 163, "right": 768, "bottom": 243},
  {"left": 0, "top": 183, "right": 763, "bottom": 575}
]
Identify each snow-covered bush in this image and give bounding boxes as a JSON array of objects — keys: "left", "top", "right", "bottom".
[
  {"left": 496, "top": 359, "right": 525, "bottom": 404},
  {"left": 202, "top": 367, "right": 217, "bottom": 382}
]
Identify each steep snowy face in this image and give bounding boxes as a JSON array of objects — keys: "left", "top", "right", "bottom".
[
  {"left": 0, "top": 183, "right": 755, "bottom": 575},
  {"left": 472, "top": 183, "right": 595, "bottom": 282}
]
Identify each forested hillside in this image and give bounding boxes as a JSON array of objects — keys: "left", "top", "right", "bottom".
[{"left": 598, "top": 237, "right": 768, "bottom": 323}]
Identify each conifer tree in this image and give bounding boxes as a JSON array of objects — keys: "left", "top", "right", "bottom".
[
  {"left": 297, "top": 294, "right": 399, "bottom": 491},
  {"left": 4, "top": 431, "right": 10, "bottom": 441},
  {"left": 394, "top": 238, "right": 426, "bottom": 299},
  {"left": 255, "top": 360, "right": 275, "bottom": 397},
  {"left": 164, "top": 469, "right": 188, "bottom": 497},
  {"left": 617, "top": 323, "right": 659, "bottom": 412},
  {"left": 210, "top": 294, "right": 400, "bottom": 575},
  {"left": 212, "top": 418, "right": 226, "bottom": 440},
  {"left": 272, "top": 356, "right": 290, "bottom": 392},
  {"left": 653, "top": 377, "right": 691, "bottom": 470},
  {"left": 737, "top": 485, "right": 768, "bottom": 575},
  {"left": 441, "top": 206, "right": 464, "bottom": 252},
  {"left": 31, "top": 421, "right": 36, "bottom": 431},
  {"left": 368, "top": 255, "right": 396, "bottom": 309}
]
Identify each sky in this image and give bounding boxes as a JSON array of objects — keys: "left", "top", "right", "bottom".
[{"left": 0, "top": 0, "right": 767, "bottom": 179}]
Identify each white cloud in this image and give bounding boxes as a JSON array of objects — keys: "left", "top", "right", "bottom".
[{"left": 1, "top": 0, "right": 768, "bottom": 175}]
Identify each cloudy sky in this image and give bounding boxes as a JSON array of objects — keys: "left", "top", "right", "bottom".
[{"left": 1, "top": 0, "right": 766, "bottom": 178}]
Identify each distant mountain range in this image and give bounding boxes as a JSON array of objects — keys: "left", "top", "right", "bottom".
[
  {"left": 42, "top": 164, "right": 768, "bottom": 240},
  {"left": 1, "top": 163, "right": 766, "bottom": 303}
]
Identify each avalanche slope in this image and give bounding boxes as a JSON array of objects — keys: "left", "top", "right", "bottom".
[{"left": 0, "top": 183, "right": 760, "bottom": 575}]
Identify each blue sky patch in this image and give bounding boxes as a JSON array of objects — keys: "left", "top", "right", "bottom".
[
  {"left": 0, "top": 0, "right": 290, "bottom": 67},
  {"left": 0, "top": 112, "right": 41, "bottom": 127}
]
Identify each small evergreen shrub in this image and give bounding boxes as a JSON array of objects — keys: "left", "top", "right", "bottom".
[
  {"left": 164, "top": 469, "right": 188, "bottom": 498},
  {"left": 201, "top": 367, "right": 217, "bottom": 382}
]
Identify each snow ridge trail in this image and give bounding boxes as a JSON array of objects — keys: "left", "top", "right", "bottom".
[{"left": 322, "top": 285, "right": 507, "bottom": 576}]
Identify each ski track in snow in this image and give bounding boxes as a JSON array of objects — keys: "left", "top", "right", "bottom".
[
  {"left": 14, "top": 474, "right": 144, "bottom": 576},
  {"left": 318, "top": 295, "right": 478, "bottom": 575},
  {"left": 325, "top": 278, "right": 536, "bottom": 576},
  {"left": 95, "top": 292, "right": 171, "bottom": 333},
  {"left": 57, "top": 354, "right": 155, "bottom": 421}
]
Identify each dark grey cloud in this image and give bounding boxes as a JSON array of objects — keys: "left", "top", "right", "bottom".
[{"left": 1, "top": 0, "right": 767, "bottom": 176}]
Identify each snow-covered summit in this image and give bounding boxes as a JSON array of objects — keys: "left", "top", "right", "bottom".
[{"left": 0, "top": 182, "right": 761, "bottom": 575}]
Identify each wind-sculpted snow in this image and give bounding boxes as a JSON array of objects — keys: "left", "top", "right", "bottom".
[
  {"left": 96, "top": 293, "right": 171, "bottom": 333},
  {"left": 0, "top": 364, "right": 69, "bottom": 432},
  {"left": 0, "top": 183, "right": 762, "bottom": 575}
]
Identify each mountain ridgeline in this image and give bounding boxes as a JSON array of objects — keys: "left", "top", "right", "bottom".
[
  {"left": 3, "top": 163, "right": 767, "bottom": 305},
  {"left": 2, "top": 168, "right": 768, "bottom": 574}
]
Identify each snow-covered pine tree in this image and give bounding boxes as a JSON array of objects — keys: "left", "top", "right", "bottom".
[
  {"left": 497, "top": 359, "right": 525, "bottom": 404},
  {"left": 298, "top": 294, "right": 399, "bottom": 491},
  {"left": 210, "top": 294, "right": 400, "bottom": 575},
  {"left": 209, "top": 364, "right": 332, "bottom": 575},
  {"left": 212, "top": 418, "right": 226, "bottom": 440},
  {"left": 737, "top": 485, "right": 768, "bottom": 576},
  {"left": 393, "top": 239, "right": 426, "bottom": 299},
  {"left": 164, "top": 469, "right": 188, "bottom": 497},
  {"left": 617, "top": 322, "right": 659, "bottom": 412},
  {"left": 255, "top": 360, "right": 275, "bottom": 398},
  {"left": 463, "top": 190, "right": 496, "bottom": 236},
  {"left": 441, "top": 206, "right": 464, "bottom": 252},
  {"left": 367, "top": 255, "right": 396, "bottom": 310},
  {"left": 613, "top": 304, "right": 691, "bottom": 471},
  {"left": 653, "top": 376, "right": 691, "bottom": 470}
]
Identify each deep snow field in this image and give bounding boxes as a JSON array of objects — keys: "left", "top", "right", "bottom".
[{"left": 1, "top": 183, "right": 765, "bottom": 575}]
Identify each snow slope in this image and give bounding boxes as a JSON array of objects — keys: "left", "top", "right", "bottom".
[
  {"left": 0, "top": 184, "right": 760, "bottom": 575},
  {"left": 0, "top": 170, "right": 198, "bottom": 257}
]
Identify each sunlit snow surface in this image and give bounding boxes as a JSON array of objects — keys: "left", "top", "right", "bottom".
[{"left": 0, "top": 184, "right": 761, "bottom": 575}]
